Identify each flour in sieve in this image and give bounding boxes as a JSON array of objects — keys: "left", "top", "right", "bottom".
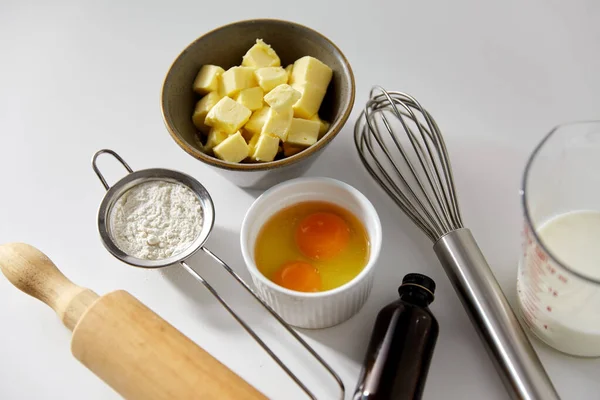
[{"left": 110, "top": 181, "right": 203, "bottom": 260}]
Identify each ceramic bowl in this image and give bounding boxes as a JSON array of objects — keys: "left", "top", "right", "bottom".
[
  {"left": 161, "top": 19, "right": 355, "bottom": 190},
  {"left": 240, "top": 177, "right": 382, "bottom": 329}
]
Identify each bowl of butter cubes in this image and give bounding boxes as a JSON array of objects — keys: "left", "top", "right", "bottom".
[{"left": 161, "top": 19, "right": 355, "bottom": 189}]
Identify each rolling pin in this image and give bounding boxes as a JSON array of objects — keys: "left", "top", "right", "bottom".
[{"left": 0, "top": 243, "right": 267, "bottom": 400}]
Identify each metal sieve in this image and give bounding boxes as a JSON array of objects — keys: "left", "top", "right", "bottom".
[{"left": 92, "top": 149, "right": 344, "bottom": 400}]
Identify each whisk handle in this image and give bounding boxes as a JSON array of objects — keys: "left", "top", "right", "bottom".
[{"left": 433, "top": 228, "right": 559, "bottom": 400}]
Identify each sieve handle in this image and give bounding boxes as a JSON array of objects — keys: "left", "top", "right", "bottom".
[
  {"left": 0, "top": 243, "right": 99, "bottom": 330},
  {"left": 92, "top": 149, "right": 134, "bottom": 190},
  {"left": 433, "top": 228, "right": 560, "bottom": 400},
  {"left": 181, "top": 248, "right": 346, "bottom": 400}
]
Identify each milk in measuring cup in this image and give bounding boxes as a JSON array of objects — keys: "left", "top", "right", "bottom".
[{"left": 517, "top": 210, "right": 600, "bottom": 356}]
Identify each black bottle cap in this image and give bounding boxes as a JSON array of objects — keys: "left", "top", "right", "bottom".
[{"left": 398, "top": 273, "right": 436, "bottom": 302}]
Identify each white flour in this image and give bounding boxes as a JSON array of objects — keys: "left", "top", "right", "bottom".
[{"left": 110, "top": 181, "right": 203, "bottom": 260}]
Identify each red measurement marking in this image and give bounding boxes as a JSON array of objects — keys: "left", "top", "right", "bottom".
[
  {"left": 553, "top": 291, "right": 558, "bottom": 297},
  {"left": 558, "top": 275, "right": 568, "bottom": 284},
  {"left": 544, "top": 324, "right": 548, "bottom": 330},
  {"left": 546, "top": 306, "right": 552, "bottom": 312},
  {"left": 535, "top": 247, "right": 548, "bottom": 262}
]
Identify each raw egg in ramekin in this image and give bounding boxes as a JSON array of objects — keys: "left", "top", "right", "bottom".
[{"left": 241, "top": 177, "right": 382, "bottom": 329}]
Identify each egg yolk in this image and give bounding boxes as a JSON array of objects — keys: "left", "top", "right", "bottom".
[
  {"left": 295, "top": 212, "right": 350, "bottom": 259},
  {"left": 272, "top": 261, "right": 322, "bottom": 292}
]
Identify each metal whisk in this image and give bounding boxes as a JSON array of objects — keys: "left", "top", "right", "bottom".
[{"left": 354, "top": 87, "right": 559, "bottom": 400}]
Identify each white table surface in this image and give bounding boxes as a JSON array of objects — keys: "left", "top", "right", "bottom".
[{"left": 1, "top": 1, "right": 599, "bottom": 399}]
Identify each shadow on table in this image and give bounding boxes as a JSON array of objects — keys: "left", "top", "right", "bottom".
[
  {"left": 298, "top": 306, "right": 375, "bottom": 365},
  {"left": 242, "top": 188, "right": 263, "bottom": 198},
  {"left": 160, "top": 224, "right": 262, "bottom": 332}
]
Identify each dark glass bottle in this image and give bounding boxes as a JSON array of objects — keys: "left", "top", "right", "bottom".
[{"left": 354, "top": 273, "right": 439, "bottom": 400}]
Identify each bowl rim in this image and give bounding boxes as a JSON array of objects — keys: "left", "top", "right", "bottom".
[
  {"left": 160, "top": 18, "right": 355, "bottom": 171},
  {"left": 240, "top": 177, "right": 382, "bottom": 298}
]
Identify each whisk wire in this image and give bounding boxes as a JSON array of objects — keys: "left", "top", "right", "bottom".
[
  {"left": 375, "top": 92, "right": 449, "bottom": 234},
  {"left": 384, "top": 98, "right": 452, "bottom": 234},
  {"left": 379, "top": 110, "right": 448, "bottom": 236},
  {"left": 406, "top": 102, "right": 455, "bottom": 233},
  {"left": 428, "top": 115, "right": 464, "bottom": 227},
  {"left": 356, "top": 111, "right": 438, "bottom": 240},
  {"left": 360, "top": 100, "right": 440, "bottom": 238},
  {"left": 411, "top": 102, "right": 460, "bottom": 230},
  {"left": 355, "top": 86, "right": 464, "bottom": 240},
  {"left": 364, "top": 99, "right": 445, "bottom": 238}
]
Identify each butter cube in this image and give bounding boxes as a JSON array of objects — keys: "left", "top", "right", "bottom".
[
  {"left": 263, "top": 84, "right": 301, "bottom": 113},
  {"left": 213, "top": 131, "right": 249, "bottom": 163},
  {"left": 254, "top": 67, "right": 288, "bottom": 93},
  {"left": 291, "top": 82, "right": 327, "bottom": 119},
  {"left": 193, "top": 65, "right": 225, "bottom": 95},
  {"left": 290, "top": 56, "right": 333, "bottom": 89},
  {"left": 244, "top": 107, "right": 270, "bottom": 136},
  {"left": 251, "top": 134, "right": 280, "bottom": 162},
  {"left": 310, "top": 114, "right": 330, "bottom": 138},
  {"left": 282, "top": 142, "right": 304, "bottom": 157},
  {"left": 192, "top": 91, "right": 223, "bottom": 133},
  {"left": 262, "top": 108, "right": 293, "bottom": 141},
  {"left": 234, "top": 87, "right": 264, "bottom": 111},
  {"left": 242, "top": 39, "right": 281, "bottom": 68},
  {"left": 247, "top": 130, "right": 261, "bottom": 154},
  {"left": 286, "top": 118, "right": 320, "bottom": 147},
  {"left": 285, "top": 64, "right": 293, "bottom": 82},
  {"left": 205, "top": 96, "right": 252, "bottom": 134},
  {"left": 221, "top": 67, "right": 257, "bottom": 97},
  {"left": 204, "top": 128, "right": 229, "bottom": 153}
]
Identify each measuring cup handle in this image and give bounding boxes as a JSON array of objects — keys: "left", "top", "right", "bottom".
[{"left": 92, "top": 149, "right": 134, "bottom": 190}]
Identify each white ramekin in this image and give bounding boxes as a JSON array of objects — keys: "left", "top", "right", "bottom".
[{"left": 240, "top": 177, "right": 382, "bottom": 329}]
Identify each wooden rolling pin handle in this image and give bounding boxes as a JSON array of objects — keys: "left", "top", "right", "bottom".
[
  {"left": 0, "top": 243, "right": 268, "bottom": 399},
  {"left": 0, "top": 243, "right": 99, "bottom": 330}
]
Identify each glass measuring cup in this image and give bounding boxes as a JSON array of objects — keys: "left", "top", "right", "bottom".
[
  {"left": 518, "top": 121, "right": 600, "bottom": 357},
  {"left": 91, "top": 149, "right": 345, "bottom": 398}
]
